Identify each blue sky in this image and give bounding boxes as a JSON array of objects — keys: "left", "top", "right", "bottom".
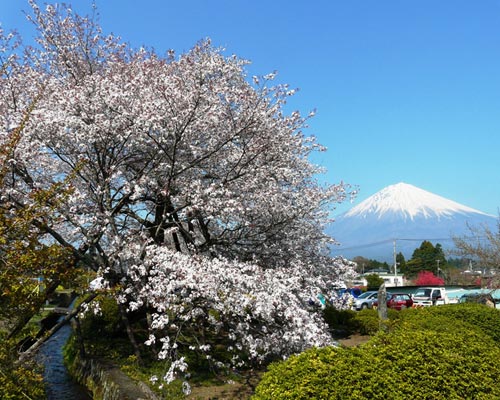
[{"left": 2, "top": 1, "right": 500, "bottom": 217}]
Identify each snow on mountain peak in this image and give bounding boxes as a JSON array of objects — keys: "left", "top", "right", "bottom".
[{"left": 344, "top": 182, "right": 488, "bottom": 220}]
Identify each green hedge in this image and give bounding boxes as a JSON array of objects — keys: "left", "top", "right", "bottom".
[
  {"left": 322, "top": 307, "right": 359, "bottom": 336},
  {"left": 352, "top": 308, "right": 400, "bottom": 335},
  {"left": 253, "top": 304, "right": 500, "bottom": 399},
  {"left": 322, "top": 307, "right": 402, "bottom": 337},
  {"left": 399, "top": 303, "right": 500, "bottom": 342}
]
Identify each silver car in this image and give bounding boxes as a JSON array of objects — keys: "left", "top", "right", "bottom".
[{"left": 354, "top": 291, "right": 378, "bottom": 310}]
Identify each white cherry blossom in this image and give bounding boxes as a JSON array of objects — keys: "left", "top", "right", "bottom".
[{"left": 0, "top": 1, "right": 356, "bottom": 385}]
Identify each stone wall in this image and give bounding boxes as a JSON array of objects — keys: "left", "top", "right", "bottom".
[{"left": 67, "top": 352, "right": 159, "bottom": 400}]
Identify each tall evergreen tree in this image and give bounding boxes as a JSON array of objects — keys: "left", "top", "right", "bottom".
[
  {"left": 406, "top": 241, "right": 447, "bottom": 276},
  {"left": 396, "top": 252, "right": 406, "bottom": 274}
]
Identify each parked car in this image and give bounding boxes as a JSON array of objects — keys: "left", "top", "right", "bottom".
[
  {"left": 354, "top": 291, "right": 378, "bottom": 310},
  {"left": 459, "top": 293, "right": 496, "bottom": 308},
  {"left": 374, "top": 293, "right": 413, "bottom": 310},
  {"left": 412, "top": 287, "right": 449, "bottom": 307}
]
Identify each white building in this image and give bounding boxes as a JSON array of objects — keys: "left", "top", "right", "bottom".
[
  {"left": 379, "top": 272, "right": 405, "bottom": 287},
  {"left": 358, "top": 270, "right": 407, "bottom": 288}
]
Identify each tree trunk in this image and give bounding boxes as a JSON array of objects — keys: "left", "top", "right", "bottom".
[
  {"left": 119, "top": 304, "right": 143, "bottom": 366},
  {"left": 17, "top": 292, "right": 98, "bottom": 364},
  {"left": 74, "top": 315, "right": 86, "bottom": 358},
  {"left": 8, "top": 279, "right": 61, "bottom": 340}
]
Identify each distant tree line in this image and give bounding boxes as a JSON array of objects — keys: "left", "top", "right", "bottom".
[
  {"left": 353, "top": 240, "right": 449, "bottom": 279},
  {"left": 353, "top": 218, "right": 500, "bottom": 286}
]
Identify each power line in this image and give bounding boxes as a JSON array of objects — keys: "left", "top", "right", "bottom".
[
  {"left": 331, "top": 239, "right": 394, "bottom": 252},
  {"left": 331, "top": 235, "right": 491, "bottom": 253}
]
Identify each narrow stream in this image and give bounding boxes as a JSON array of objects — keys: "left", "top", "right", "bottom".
[{"left": 37, "top": 319, "right": 92, "bottom": 399}]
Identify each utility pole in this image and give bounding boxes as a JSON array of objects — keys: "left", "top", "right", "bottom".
[{"left": 393, "top": 239, "right": 398, "bottom": 286}]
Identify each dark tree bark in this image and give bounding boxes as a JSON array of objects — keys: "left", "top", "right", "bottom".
[
  {"left": 17, "top": 292, "right": 98, "bottom": 364},
  {"left": 118, "top": 303, "right": 143, "bottom": 366}
]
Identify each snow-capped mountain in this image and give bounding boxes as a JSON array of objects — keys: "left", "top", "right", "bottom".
[
  {"left": 345, "top": 182, "right": 489, "bottom": 220},
  {"left": 329, "top": 182, "right": 496, "bottom": 262}
]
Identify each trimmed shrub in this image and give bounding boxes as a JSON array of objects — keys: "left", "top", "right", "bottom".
[
  {"left": 323, "top": 307, "right": 403, "bottom": 337},
  {"left": 353, "top": 308, "right": 400, "bottom": 335},
  {"left": 367, "top": 328, "right": 500, "bottom": 399},
  {"left": 253, "top": 308, "right": 500, "bottom": 399},
  {"left": 400, "top": 303, "right": 500, "bottom": 342},
  {"left": 352, "top": 309, "right": 379, "bottom": 335},
  {"left": 322, "top": 307, "right": 359, "bottom": 336},
  {"left": 252, "top": 346, "right": 384, "bottom": 400}
]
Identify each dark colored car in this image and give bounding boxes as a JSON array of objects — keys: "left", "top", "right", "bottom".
[
  {"left": 374, "top": 293, "right": 413, "bottom": 310},
  {"left": 459, "top": 293, "right": 496, "bottom": 307}
]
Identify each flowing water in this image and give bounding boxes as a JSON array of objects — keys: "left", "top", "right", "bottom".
[{"left": 37, "top": 320, "right": 92, "bottom": 399}]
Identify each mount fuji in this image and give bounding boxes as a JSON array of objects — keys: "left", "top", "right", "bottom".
[{"left": 328, "top": 182, "right": 497, "bottom": 262}]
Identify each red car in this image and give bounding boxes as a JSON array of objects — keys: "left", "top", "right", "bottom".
[{"left": 374, "top": 293, "right": 413, "bottom": 310}]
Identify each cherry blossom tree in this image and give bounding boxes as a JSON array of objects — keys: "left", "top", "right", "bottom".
[
  {"left": 0, "top": 26, "right": 90, "bottom": 397},
  {"left": 453, "top": 219, "right": 500, "bottom": 271},
  {"left": 414, "top": 271, "right": 444, "bottom": 286},
  {"left": 1, "top": 1, "right": 356, "bottom": 387}
]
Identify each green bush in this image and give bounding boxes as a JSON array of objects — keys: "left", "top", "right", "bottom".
[
  {"left": 252, "top": 346, "right": 379, "bottom": 400},
  {"left": 364, "top": 274, "right": 384, "bottom": 290},
  {"left": 253, "top": 308, "right": 500, "bottom": 399},
  {"left": 0, "top": 365, "right": 46, "bottom": 400},
  {"left": 353, "top": 308, "right": 400, "bottom": 335},
  {"left": 367, "top": 328, "right": 500, "bottom": 399},
  {"left": 322, "top": 306, "right": 403, "bottom": 337},
  {"left": 322, "top": 307, "right": 359, "bottom": 336},
  {"left": 0, "top": 335, "right": 46, "bottom": 400},
  {"left": 400, "top": 303, "right": 500, "bottom": 342},
  {"left": 78, "top": 295, "right": 123, "bottom": 339}
]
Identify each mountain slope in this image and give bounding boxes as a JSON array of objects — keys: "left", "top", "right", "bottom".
[
  {"left": 329, "top": 182, "right": 496, "bottom": 261},
  {"left": 344, "top": 182, "right": 489, "bottom": 220}
]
